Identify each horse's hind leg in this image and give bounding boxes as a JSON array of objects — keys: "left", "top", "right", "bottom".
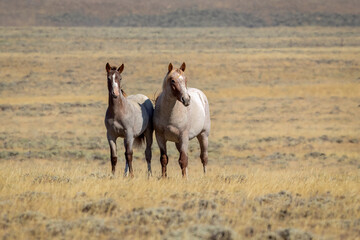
[
  {"left": 124, "top": 137, "right": 135, "bottom": 178},
  {"left": 144, "top": 127, "right": 153, "bottom": 177},
  {"left": 107, "top": 132, "right": 118, "bottom": 175},
  {"left": 197, "top": 132, "right": 209, "bottom": 174}
]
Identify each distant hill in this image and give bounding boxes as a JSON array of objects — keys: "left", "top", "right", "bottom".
[{"left": 1, "top": 0, "right": 360, "bottom": 27}]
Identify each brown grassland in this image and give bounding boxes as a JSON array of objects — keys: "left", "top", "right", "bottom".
[{"left": 0, "top": 27, "right": 359, "bottom": 239}]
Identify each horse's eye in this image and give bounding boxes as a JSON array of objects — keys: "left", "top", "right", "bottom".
[{"left": 171, "top": 79, "right": 175, "bottom": 84}]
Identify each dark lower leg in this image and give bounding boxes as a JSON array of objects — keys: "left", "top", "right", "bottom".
[
  {"left": 145, "top": 147, "right": 152, "bottom": 174},
  {"left": 200, "top": 152, "right": 208, "bottom": 173},
  {"left": 125, "top": 150, "right": 133, "bottom": 177},
  {"left": 108, "top": 136, "right": 117, "bottom": 175},
  {"left": 111, "top": 156, "right": 117, "bottom": 174},
  {"left": 178, "top": 151, "right": 188, "bottom": 177},
  {"left": 160, "top": 150, "right": 168, "bottom": 178}
]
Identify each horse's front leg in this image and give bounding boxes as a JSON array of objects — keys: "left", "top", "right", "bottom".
[
  {"left": 176, "top": 135, "right": 189, "bottom": 178},
  {"left": 124, "top": 137, "right": 134, "bottom": 178},
  {"left": 107, "top": 132, "right": 117, "bottom": 175},
  {"left": 155, "top": 132, "right": 168, "bottom": 178}
]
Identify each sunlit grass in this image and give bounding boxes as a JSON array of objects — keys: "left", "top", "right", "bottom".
[{"left": 0, "top": 160, "right": 359, "bottom": 239}]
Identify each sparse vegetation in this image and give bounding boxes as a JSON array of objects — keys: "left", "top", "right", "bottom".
[{"left": 0, "top": 26, "right": 359, "bottom": 239}]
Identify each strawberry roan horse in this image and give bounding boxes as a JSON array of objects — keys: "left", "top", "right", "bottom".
[
  {"left": 154, "top": 63, "right": 211, "bottom": 177},
  {"left": 104, "top": 63, "right": 154, "bottom": 177}
]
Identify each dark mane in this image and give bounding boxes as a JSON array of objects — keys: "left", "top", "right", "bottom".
[{"left": 111, "top": 66, "right": 117, "bottom": 71}]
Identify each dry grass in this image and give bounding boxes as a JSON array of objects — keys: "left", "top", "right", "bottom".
[
  {"left": 0, "top": 26, "right": 359, "bottom": 239},
  {"left": 0, "top": 160, "right": 359, "bottom": 239}
]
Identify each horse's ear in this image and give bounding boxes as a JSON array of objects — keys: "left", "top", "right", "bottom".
[
  {"left": 117, "top": 64, "right": 124, "bottom": 74},
  {"left": 106, "top": 63, "right": 111, "bottom": 73},
  {"left": 180, "top": 62, "right": 186, "bottom": 72},
  {"left": 168, "top": 63, "right": 173, "bottom": 73}
]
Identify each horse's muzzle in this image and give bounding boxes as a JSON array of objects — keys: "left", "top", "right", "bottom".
[
  {"left": 181, "top": 95, "right": 190, "bottom": 107},
  {"left": 111, "top": 91, "right": 118, "bottom": 98}
]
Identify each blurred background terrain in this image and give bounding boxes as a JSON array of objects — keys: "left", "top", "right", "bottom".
[{"left": 1, "top": 0, "right": 360, "bottom": 27}]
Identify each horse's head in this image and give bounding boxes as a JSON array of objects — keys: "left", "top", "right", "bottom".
[
  {"left": 106, "top": 63, "right": 124, "bottom": 98},
  {"left": 164, "top": 62, "right": 191, "bottom": 106}
]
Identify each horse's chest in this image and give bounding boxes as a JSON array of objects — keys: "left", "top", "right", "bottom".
[
  {"left": 106, "top": 118, "right": 126, "bottom": 137},
  {"left": 154, "top": 100, "right": 190, "bottom": 142},
  {"left": 157, "top": 117, "right": 188, "bottom": 142},
  {"left": 163, "top": 125, "right": 181, "bottom": 142}
]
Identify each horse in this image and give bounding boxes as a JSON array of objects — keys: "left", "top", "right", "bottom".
[
  {"left": 153, "top": 62, "right": 211, "bottom": 178},
  {"left": 104, "top": 63, "right": 154, "bottom": 177}
]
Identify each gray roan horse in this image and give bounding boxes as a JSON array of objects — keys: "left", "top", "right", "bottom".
[
  {"left": 154, "top": 62, "right": 211, "bottom": 178},
  {"left": 105, "top": 63, "right": 154, "bottom": 177}
]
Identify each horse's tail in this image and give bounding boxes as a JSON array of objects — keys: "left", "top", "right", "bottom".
[{"left": 133, "top": 133, "right": 145, "bottom": 148}]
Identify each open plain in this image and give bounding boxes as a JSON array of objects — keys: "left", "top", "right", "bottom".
[{"left": 0, "top": 27, "right": 359, "bottom": 239}]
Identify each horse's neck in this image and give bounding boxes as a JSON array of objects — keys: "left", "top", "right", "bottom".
[
  {"left": 108, "top": 93, "right": 127, "bottom": 116},
  {"left": 159, "top": 92, "right": 186, "bottom": 115}
]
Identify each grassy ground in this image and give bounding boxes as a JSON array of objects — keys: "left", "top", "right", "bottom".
[{"left": 0, "top": 27, "right": 359, "bottom": 239}]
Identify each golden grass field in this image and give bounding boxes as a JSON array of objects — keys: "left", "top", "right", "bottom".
[{"left": 0, "top": 27, "right": 359, "bottom": 239}]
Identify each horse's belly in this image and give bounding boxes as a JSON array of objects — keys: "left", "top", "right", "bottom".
[
  {"left": 188, "top": 93, "right": 207, "bottom": 139},
  {"left": 188, "top": 125, "right": 203, "bottom": 140}
]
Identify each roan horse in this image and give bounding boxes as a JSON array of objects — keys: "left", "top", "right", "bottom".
[
  {"left": 154, "top": 62, "right": 211, "bottom": 177},
  {"left": 104, "top": 63, "right": 154, "bottom": 177}
]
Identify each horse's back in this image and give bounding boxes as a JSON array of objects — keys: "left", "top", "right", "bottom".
[
  {"left": 188, "top": 88, "right": 210, "bottom": 138},
  {"left": 127, "top": 94, "right": 154, "bottom": 128},
  {"left": 127, "top": 94, "right": 149, "bottom": 105},
  {"left": 128, "top": 94, "right": 153, "bottom": 111}
]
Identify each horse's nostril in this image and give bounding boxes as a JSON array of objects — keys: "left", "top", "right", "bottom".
[{"left": 111, "top": 91, "right": 118, "bottom": 98}]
